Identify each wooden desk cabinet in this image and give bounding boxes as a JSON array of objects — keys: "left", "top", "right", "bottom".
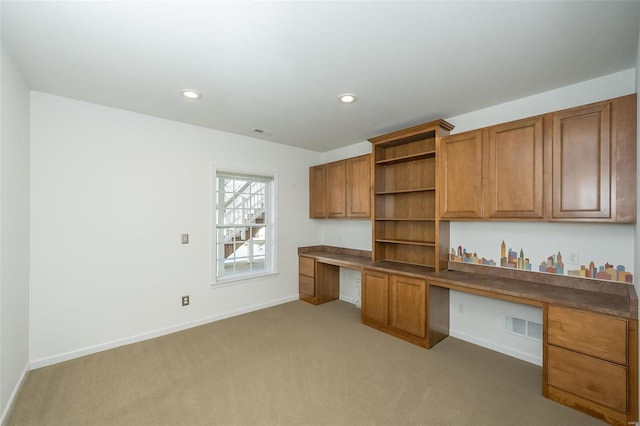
[
  {"left": 299, "top": 247, "right": 638, "bottom": 425},
  {"left": 544, "top": 305, "right": 638, "bottom": 426},
  {"left": 298, "top": 255, "right": 339, "bottom": 305},
  {"left": 362, "top": 269, "right": 449, "bottom": 348},
  {"left": 362, "top": 269, "right": 429, "bottom": 346}
]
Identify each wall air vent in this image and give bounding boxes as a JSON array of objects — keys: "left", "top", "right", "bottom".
[{"left": 505, "top": 315, "right": 542, "bottom": 341}]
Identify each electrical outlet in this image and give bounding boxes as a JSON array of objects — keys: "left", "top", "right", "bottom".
[
  {"left": 181, "top": 234, "right": 189, "bottom": 244},
  {"left": 567, "top": 251, "right": 579, "bottom": 265},
  {"left": 457, "top": 304, "right": 465, "bottom": 314},
  {"left": 182, "top": 295, "right": 190, "bottom": 306}
]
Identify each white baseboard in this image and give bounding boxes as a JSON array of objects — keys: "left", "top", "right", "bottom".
[
  {"left": 0, "top": 362, "right": 29, "bottom": 426},
  {"left": 339, "top": 295, "right": 358, "bottom": 305},
  {"left": 30, "top": 295, "right": 299, "bottom": 369},
  {"left": 449, "top": 329, "right": 542, "bottom": 366}
]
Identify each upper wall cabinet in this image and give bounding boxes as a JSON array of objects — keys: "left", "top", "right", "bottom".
[
  {"left": 487, "top": 116, "right": 544, "bottom": 219},
  {"left": 439, "top": 94, "right": 636, "bottom": 223},
  {"left": 440, "top": 116, "right": 544, "bottom": 220},
  {"left": 550, "top": 95, "right": 636, "bottom": 222},
  {"left": 439, "top": 129, "right": 485, "bottom": 219},
  {"left": 308, "top": 154, "right": 371, "bottom": 219},
  {"left": 346, "top": 154, "right": 372, "bottom": 218},
  {"left": 326, "top": 160, "right": 347, "bottom": 217},
  {"left": 309, "top": 164, "right": 327, "bottom": 218}
]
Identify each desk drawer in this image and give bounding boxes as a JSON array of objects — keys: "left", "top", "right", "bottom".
[
  {"left": 299, "top": 256, "right": 315, "bottom": 278},
  {"left": 547, "top": 345, "right": 627, "bottom": 413},
  {"left": 299, "top": 274, "right": 315, "bottom": 296},
  {"left": 547, "top": 305, "right": 627, "bottom": 365}
]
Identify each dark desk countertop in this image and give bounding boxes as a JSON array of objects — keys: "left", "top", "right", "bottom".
[{"left": 298, "top": 245, "right": 638, "bottom": 320}]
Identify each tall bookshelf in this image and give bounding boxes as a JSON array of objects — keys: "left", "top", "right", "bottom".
[{"left": 369, "top": 120, "right": 454, "bottom": 272}]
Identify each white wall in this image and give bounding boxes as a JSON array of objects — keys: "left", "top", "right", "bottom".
[
  {"left": 0, "top": 44, "right": 31, "bottom": 421},
  {"left": 445, "top": 70, "right": 637, "bottom": 365},
  {"left": 29, "top": 92, "right": 323, "bottom": 367}
]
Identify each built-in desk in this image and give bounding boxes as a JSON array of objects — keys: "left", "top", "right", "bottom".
[
  {"left": 298, "top": 245, "right": 639, "bottom": 425},
  {"left": 297, "top": 246, "right": 372, "bottom": 305}
]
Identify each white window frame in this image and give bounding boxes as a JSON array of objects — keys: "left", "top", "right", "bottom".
[{"left": 213, "top": 169, "right": 277, "bottom": 284}]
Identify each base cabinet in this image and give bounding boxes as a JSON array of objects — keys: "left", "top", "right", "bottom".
[
  {"left": 544, "top": 305, "right": 638, "bottom": 425},
  {"left": 389, "top": 274, "right": 426, "bottom": 338},
  {"left": 361, "top": 269, "right": 389, "bottom": 324},
  {"left": 362, "top": 269, "right": 442, "bottom": 347},
  {"left": 298, "top": 255, "right": 339, "bottom": 305}
]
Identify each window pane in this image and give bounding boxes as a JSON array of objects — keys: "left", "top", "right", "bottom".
[{"left": 215, "top": 173, "right": 273, "bottom": 281}]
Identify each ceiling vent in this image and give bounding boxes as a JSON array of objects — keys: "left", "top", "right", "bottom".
[{"left": 252, "top": 128, "right": 274, "bottom": 137}]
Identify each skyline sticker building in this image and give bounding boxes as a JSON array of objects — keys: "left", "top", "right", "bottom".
[{"left": 449, "top": 240, "right": 632, "bottom": 284}]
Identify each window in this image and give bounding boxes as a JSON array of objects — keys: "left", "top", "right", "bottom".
[{"left": 215, "top": 171, "right": 275, "bottom": 282}]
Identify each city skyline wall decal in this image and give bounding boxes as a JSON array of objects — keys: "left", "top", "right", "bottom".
[{"left": 450, "top": 240, "right": 633, "bottom": 284}]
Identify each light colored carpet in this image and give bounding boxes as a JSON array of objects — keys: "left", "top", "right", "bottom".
[{"left": 7, "top": 300, "right": 604, "bottom": 425}]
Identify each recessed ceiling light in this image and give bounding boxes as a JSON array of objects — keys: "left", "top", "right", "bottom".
[
  {"left": 338, "top": 93, "right": 358, "bottom": 104},
  {"left": 181, "top": 89, "right": 201, "bottom": 100}
]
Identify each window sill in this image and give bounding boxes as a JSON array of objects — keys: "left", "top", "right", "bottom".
[{"left": 211, "top": 271, "right": 279, "bottom": 288}]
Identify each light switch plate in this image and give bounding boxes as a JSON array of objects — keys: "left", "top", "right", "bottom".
[{"left": 181, "top": 234, "right": 189, "bottom": 244}]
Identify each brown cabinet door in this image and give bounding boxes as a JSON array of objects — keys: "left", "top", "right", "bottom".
[
  {"left": 439, "top": 130, "right": 485, "bottom": 219},
  {"left": 551, "top": 101, "right": 611, "bottom": 219},
  {"left": 361, "top": 270, "right": 389, "bottom": 325},
  {"left": 390, "top": 274, "right": 426, "bottom": 338},
  {"left": 326, "top": 160, "right": 347, "bottom": 218},
  {"left": 487, "top": 117, "right": 544, "bottom": 218},
  {"left": 346, "top": 154, "right": 371, "bottom": 218},
  {"left": 309, "top": 164, "right": 327, "bottom": 218}
]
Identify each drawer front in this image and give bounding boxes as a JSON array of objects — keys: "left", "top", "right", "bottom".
[
  {"left": 547, "top": 305, "right": 627, "bottom": 364},
  {"left": 547, "top": 345, "right": 627, "bottom": 413},
  {"left": 299, "top": 256, "right": 315, "bottom": 278},
  {"left": 299, "top": 274, "right": 315, "bottom": 296}
]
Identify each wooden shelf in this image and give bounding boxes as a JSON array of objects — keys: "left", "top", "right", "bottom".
[
  {"left": 375, "top": 218, "right": 435, "bottom": 221},
  {"left": 375, "top": 150, "right": 435, "bottom": 166},
  {"left": 376, "top": 187, "right": 435, "bottom": 195},
  {"left": 374, "top": 257, "right": 436, "bottom": 269},
  {"left": 375, "top": 238, "right": 436, "bottom": 246},
  {"left": 370, "top": 119, "right": 453, "bottom": 271}
]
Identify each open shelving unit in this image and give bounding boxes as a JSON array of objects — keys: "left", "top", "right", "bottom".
[{"left": 369, "top": 120, "right": 454, "bottom": 271}]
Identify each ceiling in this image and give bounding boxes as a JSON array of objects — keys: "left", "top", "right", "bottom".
[{"left": 2, "top": 1, "right": 639, "bottom": 152}]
